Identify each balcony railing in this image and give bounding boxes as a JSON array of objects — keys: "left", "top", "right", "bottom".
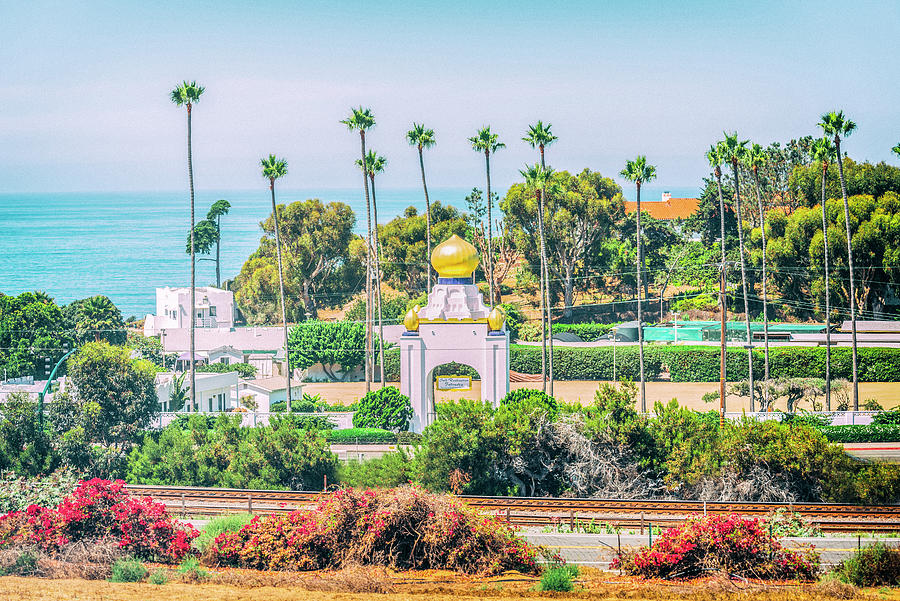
[{"left": 194, "top": 317, "right": 219, "bottom": 328}]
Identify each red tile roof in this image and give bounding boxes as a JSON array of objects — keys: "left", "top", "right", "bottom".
[{"left": 624, "top": 197, "right": 700, "bottom": 220}]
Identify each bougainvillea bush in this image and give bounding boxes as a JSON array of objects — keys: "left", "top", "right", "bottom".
[
  {"left": 0, "top": 479, "right": 197, "bottom": 562},
  {"left": 206, "top": 486, "right": 539, "bottom": 575},
  {"left": 612, "top": 514, "right": 819, "bottom": 581}
]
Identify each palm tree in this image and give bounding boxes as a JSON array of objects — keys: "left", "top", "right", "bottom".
[
  {"left": 520, "top": 163, "right": 556, "bottom": 394},
  {"left": 811, "top": 137, "right": 838, "bottom": 410},
  {"left": 406, "top": 124, "right": 436, "bottom": 291},
  {"left": 468, "top": 127, "right": 505, "bottom": 306},
  {"left": 357, "top": 150, "right": 388, "bottom": 387},
  {"left": 170, "top": 80, "right": 204, "bottom": 412},
  {"left": 819, "top": 110, "right": 859, "bottom": 410},
  {"left": 744, "top": 143, "right": 771, "bottom": 407},
  {"left": 75, "top": 295, "right": 124, "bottom": 343},
  {"left": 261, "top": 154, "right": 293, "bottom": 412},
  {"left": 169, "top": 371, "right": 188, "bottom": 412},
  {"left": 719, "top": 133, "right": 754, "bottom": 411},
  {"left": 707, "top": 144, "right": 727, "bottom": 424},
  {"left": 207, "top": 200, "right": 231, "bottom": 287},
  {"left": 892, "top": 143, "right": 900, "bottom": 158},
  {"left": 341, "top": 107, "right": 377, "bottom": 393},
  {"left": 522, "top": 121, "right": 558, "bottom": 392},
  {"left": 619, "top": 156, "right": 657, "bottom": 413}
]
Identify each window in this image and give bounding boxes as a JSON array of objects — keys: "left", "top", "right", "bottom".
[{"left": 210, "top": 306, "right": 217, "bottom": 317}]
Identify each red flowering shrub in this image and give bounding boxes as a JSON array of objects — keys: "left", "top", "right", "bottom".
[
  {"left": 0, "top": 479, "right": 197, "bottom": 563},
  {"left": 207, "top": 487, "right": 539, "bottom": 575},
  {"left": 612, "top": 514, "right": 819, "bottom": 581}
]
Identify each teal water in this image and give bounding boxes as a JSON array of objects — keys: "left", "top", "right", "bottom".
[{"left": 0, "top": 185, "right": 696, "bottom": 317}]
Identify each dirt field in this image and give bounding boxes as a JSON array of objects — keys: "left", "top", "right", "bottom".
[
  {"left": 305, "top": 380, "right": 900, "bottom": 412},
  {"left": 0, "top": 571, "right": 884, "bottom": 601}
]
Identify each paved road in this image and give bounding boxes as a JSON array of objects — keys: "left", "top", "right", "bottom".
[
  {"left": 523, "top": 533, "right": 900, "bottom": 567},
  {"left": 844, "top": 443, "right": 900, "bottom": 463}
]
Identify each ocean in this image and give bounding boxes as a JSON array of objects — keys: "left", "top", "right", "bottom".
[{"left": 0, "top": 185, "right": 697, "bottom": 317}]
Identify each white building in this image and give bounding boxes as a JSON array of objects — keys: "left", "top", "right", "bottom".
[
  {"left": 144, "top": 287, "right": 235, "bottom": 335},
  {"left": 237, "top": 376, "right": 303, "bottom": 413},
  {"left": 155, "top": 371, "right": 238, "bottom": 412}
]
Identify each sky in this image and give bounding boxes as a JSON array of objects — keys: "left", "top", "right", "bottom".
[{"left": 1, "top": 0, "right": 898, "bottom": 195}]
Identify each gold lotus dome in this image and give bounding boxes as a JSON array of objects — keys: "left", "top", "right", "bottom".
[{"left": 431, "top": 234, "right": 479, "bottom": 278}]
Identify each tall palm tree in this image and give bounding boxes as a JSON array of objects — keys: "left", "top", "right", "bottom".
[
  {"left": 819, "top": 110, "right": 859, "bottom": 410},
  {"left": 357, "top": 150, "right": 388, "bottom": 387},
  {"left": 744, "top": 144, "right": 770, "bottom": 407},
  {"left": 170, "top": 80, "right": 204, "bottom": 412},
  {"left": 406, "top": 124, "right": 436, "bottom": 291},
  {"left": 619, "top": 156, "right": 657, "bottom": 413},
  {"left": 207, "top": 199, "right": 231, "bottom": 288},
  {"left": 75, "top": 295, "right": 124, "bottom": 343},
  {"left": 707, "top": 144, "right": 728, "bottom": 424},
  {"left": 520, "top": 163, "right": 556, "bottom": 395},
  {"left": 468, "top": 127, "right": 505, "bottom": 306},
  {"left": 341, "top": 107, "right": 376, "bottom": 393},
  {"left": 812, "top": 137, "right": 838, "bottom": 410},
  {"left": 719, "top": 133, "right": 754, "bottom": 411},
  {"left": 261, "top": 154, "right": 292, "bottom": 412},
  {"left": 522, "top": 121, "right": 558, "bottom": 392}
]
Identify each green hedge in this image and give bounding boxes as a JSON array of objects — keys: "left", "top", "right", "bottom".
[
  {"left": 819, "top": 424, "right": 900, "bottom": 443},
  {"left": 551, "top": 323, "right": 616, "bottom": 342},
  {"left": 325, "top": 428, "right": 398, "bottom": 444},
  {"left": 385, "top": 342, "right": 900, "bottom": 383}
]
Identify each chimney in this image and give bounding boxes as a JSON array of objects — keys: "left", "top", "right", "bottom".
[{"left": 662, "top": 191, "right": 672, "bottom": 203}]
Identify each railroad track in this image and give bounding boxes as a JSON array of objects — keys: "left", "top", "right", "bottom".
[{"left": 128, "top": 485, "right": 900, "bottom": 532}]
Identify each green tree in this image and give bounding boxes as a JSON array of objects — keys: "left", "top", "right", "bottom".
[
  {"left": 341, "top": 107, "right": 377, "bottom": 394},
  {"left": 744, "top": 143, "right": 771, "bottom": 404},
  {"left": 523, "top": 121, "right": 558, "bottom": 382},
  {"left": 75, "top": 295, "right": 124, "bottom": 343},
  {"left": 260, "top": 154, "right": 293, "bottom": 412},
  {"left": 468, "top": 126, "right": 505, "bottom": 305},
  {"left": 519, "top": 164, "right": 555, "bottom": 393},
  {"left": 67, "top": 342, "right": 158, "bottom": 473},
  {"left": 620, "top": 156, "right": 657, "bottom": 413},
  {"left": 819, "top": 110, "right": 859, "bottom": 409},
  {"left": 0, "top": 393, "right": 55, "bottom": 476},
  {"left": 234, "top": 199, "right": 360, "bottom": 323},
  {"left": 288, "top": 321, "right": 366, "bottom": 381},
  {"left": 893, "top": 143, "right": 900, "bottom": 158},
  {"left": 406, "top": 123, "right": 436, "bottom": 290},
  {"left": 352, "top": 386, "right": 413, "bottom": 432},
  {"left": 170, "top": 80, "right": 205, "bottom": 414},
  {"left": 788, "top": 158, "right": 900, "bottom": 207},
  {"left": 378, "top": 202, "right": 468, "bottom": 291},
  {"left": 718, "top": 133, "right": 755, "bottom": 410},
  {"left": 357, "top": 150, "right": 388, "bottom": 385},
  {"left": 811, "top": 137, "right": 837, "bottom": 409},
  {"left": 0, "top": 291, "right": 73, "bottom": 380},
  {"left": 187, "top": 200, "right": 231, "bottom": 287}
]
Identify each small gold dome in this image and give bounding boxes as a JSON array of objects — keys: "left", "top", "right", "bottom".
[
  {"left": 487, "top": 306, "right": 506, "bottom": 331},
  {"left": 403, "top": 307, "right": 420, "bottom": 332},
  {"left": 431, "top": 234, "right": 479, "bottom": 278}
]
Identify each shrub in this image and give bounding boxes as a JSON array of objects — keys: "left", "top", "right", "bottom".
[
  {"left": 193, "top": 513, "right": 254, "bottom": 553},
  {"left": 497, "top": 302, "right": 525, "bottom": 341},
  {"left": 873, "top": 411, "right": 900, "bottom": 425},
  {"left": 177, "top": 556, "right": 210, "bottom": 582},
  {"left": 0, "top": 550, "right": 38, "bottom": 576},
  {"left": 819, "top": 424, "right": 900, "bottom": 443},
  {"left": 338, "top": 451, "right": 415, "bottom": 488},
  {"left": 109, "top": 558, "right": 147, "bottom": 583},
  {"left": 148, "top": 568, "right": 169, "bottom": 585},
  {"left": 352, "top": 387, "right": 413, "bottom": 432},
  {"left": 0, "top": 469, "right": 81, "bottom": 513},
  {"left": 196, "top": 361, "right": 256, "bottom": 379},
  {"left": 500, "top": 389, "right": 559, "bottom": 420},
  {"left": 206, "top": 487, "right": 540, "bottom": 575},
  {"left": 612, "top": 514, "right": 819, "bottom": 581},
  {"left": 510, "top": 344, "right": 665, "bottom": 380},
  {"left": 326, "top": 428, "right": 397, "bottom": 444},
  {"left": 834, "top": 543, "right": 900, "bottom": 586},
  {"left": 552, "top": 323, "right": 616, "bottom": 342},
  {"left": 0, "top": 479, "right": 198, "bottom": 562},
  {"left": 539, "top": 566, "right": 574, "bottom": 591}
]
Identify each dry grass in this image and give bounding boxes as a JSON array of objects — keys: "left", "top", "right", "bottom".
[
  {"left": 0, "top": 538, "right": 125, "bottom": 580},
  {"left": 0, "top": 568, "right": 889, "bottom": 601}
]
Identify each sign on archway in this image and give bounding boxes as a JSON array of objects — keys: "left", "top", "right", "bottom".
[{"left": 399, "top": 234, "right": 510, "bottom": 432}]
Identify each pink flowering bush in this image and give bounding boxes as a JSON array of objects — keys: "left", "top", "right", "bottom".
[
  {"left": 0, "top": 478, "right": 197, "bottom": 562},
  {"left": 612, "top": 514, "right": 819, "bottom": 581},
  {"left": 207, "top": 486, "right": 539, "bottom": 575}
]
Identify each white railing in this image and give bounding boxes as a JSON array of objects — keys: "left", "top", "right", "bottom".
[
  {"left": 149, "top": 411, "right": 355, "bottom": 430},
  {"left": 194, "top": 317, "right": 220, "bottom": 328},
  {"left": 722, "top": 411, "right": 880, "bottom": 426}
]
